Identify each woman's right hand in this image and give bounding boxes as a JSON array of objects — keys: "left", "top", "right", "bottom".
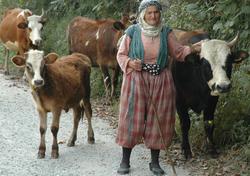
[{"left": 128, "top": 59, "right": 142, "bottom": 71}]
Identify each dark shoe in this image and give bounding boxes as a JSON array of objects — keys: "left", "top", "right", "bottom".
[
  {"left": 149, "top": 162, "right": 165, "bottom": 175},
  {"left": 117, "top": 163, "right": 130, "bottom": 175}
]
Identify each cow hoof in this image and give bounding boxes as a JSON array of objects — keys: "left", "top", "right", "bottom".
[
  {"left": 183, "top": 150, "right": 192, "bottom": 160},
  {"left": 67, "top": 141, "right": 75, "bottom": 147},
  {"left": 37, "top": 152, "right": 45, "bottom": 159},
  {"left": 203, "top": 143, "right": 219, "bottom": 158},
  {"left": 4, "top": 70, "right": 9, "bottom": 75},
  {"left": 51, "top": 152, "right": 59, "bottom": 159},
  {"left": 209, "top": 149, "right": 219, "bottom": 158},
  {"left": 88, "top": 137, "right": 95, "bottom": 144},
  {"left": 103, "top": 101, "right": 111, "bottom": 106}
]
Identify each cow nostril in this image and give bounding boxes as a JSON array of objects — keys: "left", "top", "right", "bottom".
[
  {"left": 216, "top": 83, "right": 231, "bottom": 92},
  {"left": 34, "top": 80, "right": 44, "bottom": 86},
  {"left": 35, "top": 39, "right": 42, "bottom": 46}
]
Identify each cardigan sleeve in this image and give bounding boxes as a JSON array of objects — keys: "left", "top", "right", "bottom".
[
  {"left": 116, "top": 34, "right": 133, "bottom": 74},
  {"left": 168, "top": 32, "right": 192, "bottom": 62}
]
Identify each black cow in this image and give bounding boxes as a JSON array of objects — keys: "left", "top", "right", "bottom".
[{"left": 172, "top": 29, "right": 249, "bottom": 159}]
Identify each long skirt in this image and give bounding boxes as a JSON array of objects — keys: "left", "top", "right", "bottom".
[{"left": 116, "top": 68, "right": 176, "bottom": 149}]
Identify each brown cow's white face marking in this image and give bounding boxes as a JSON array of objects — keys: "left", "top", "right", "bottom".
[
  {"left": 96, "top": 29, "right": 100, "bottom": 40},
  {"left": 25, "top": 50, "right": 45, "bottom": 87},
  {"left": 200, "top": 40, "right": 231, "bottom": 96},
  {"left": 27, "top": 15, "right": 43, "bottom": 46},
  {"left": 85, "top": 40, "right": 89, "bottom": 46},
  {"left": 12, "top": 50, "right": 58, "bottom": 89}
]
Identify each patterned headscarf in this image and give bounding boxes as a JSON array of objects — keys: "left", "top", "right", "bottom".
[
  {"left": 138, "top": 0, "right": 162, "bottom": 13},
  {"left": 138, "top": 0, "right": 163, "bottom": 37}
]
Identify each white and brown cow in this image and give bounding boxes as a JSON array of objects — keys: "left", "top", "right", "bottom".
[
  {"left": 11, "top": 50, "right": 95, "bottom": 159},
  {"left": 67, "top": 15, "right": 131, "bottom": 99},
  {"left": 0, "top": 8, "right": 45, "bottom": 75}
]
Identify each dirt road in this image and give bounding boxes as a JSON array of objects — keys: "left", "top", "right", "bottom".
[{"left": 0, "top": 72, "right": 189, "bottom": 176}]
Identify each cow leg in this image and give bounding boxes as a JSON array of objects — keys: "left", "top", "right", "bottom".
[
  {"left": 177, "top": 106, "right": 192, "bottom": 159},
  {"left": 82, "top": 99, "right": 95, "bottom": 144},
  {"left": 38, "top": 110, "right": 47, "bottom": 159},
  {"left": 100, "top": 65, "right": 111, "bottom": 102},
  {"left": 111, "top": 66, "right": 120, "bottom": 98},
  {"left": 67, "top": 106, "right": 82, "bottom": 147},
  {"left": 203, "top": 95, "right": 219, "bottom": 158},
  {"left": 4, "top": 48, "right": 9, "bottom": 75},
  {"left": 51, "top": 110, "right": 61, "bottom": 159}
]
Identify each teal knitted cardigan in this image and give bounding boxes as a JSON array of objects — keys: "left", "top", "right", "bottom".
[{"left": 125, "top": 24, "right": 172, "bottom": 70}]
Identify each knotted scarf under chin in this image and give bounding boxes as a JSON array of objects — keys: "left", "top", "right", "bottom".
[{"left": 138, "top": 8, "right": 163, "bottom": 37}]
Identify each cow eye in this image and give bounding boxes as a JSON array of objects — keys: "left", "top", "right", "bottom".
[
  {"left": 26, "top": 64, "right": 32, "bottom": 72},
  {"left": 202, "top": 59, "right": 213, "bottom": 81},
  {"left": 222, "top": 66, "right": 226, "bottom": 71}
]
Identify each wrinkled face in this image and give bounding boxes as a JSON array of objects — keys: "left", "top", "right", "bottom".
[
  {"left": 200, "top": 40, "right": 232, "bottom": 95},
  {"left": 27, "top": 15, "right": 43, "bottom": 46},
  {"left": 144, "top": 6, "right": 161, "bottom": 26},
  {"left": 25, "top": 50, "right": 45, "bottom": 87}
]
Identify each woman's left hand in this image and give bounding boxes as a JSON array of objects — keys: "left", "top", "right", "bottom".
[
  {"left": 128, "top": 59, "right": 142, "bottom": 71},
  {"left": 191, "top": 40, "right": 204, "bottom": 53}
]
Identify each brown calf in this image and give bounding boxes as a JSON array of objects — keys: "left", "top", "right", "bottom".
[
  {"left": 0, "top": 8, "right": 45, "bottom": 74},
  {"left": 11, "top": 50, "right": 94, "bottom": 158},
  {"left": 67, "top": 15, "right": 130, "bottom": 99}
]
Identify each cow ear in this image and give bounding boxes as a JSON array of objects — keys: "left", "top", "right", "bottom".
[
  {"left": 17, "top": 22, "right": 28, "bottom": 29},
  {"left": 11, "top": 55, "right": 26, "bottom": 67},
  {"left": 232, "top": 50, "right": 249, "bottom": 63},
  {"left": 44, "top": 53, "right": 59, "bottom": 64},
  {"left": 113, "top": 21, "right": 125, "bottom": 31},
  {"left": 40, "top": 17, "right": 47, "bottom": 25},
  {"left": 185, "top": 53, "right": 201, "bottom": 64}
]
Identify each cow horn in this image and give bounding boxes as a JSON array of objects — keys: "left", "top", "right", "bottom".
[
  {"left": 228, "top": 32, "right": 239, "bottom": 48},
  {"left": 40, "top": 8, "right": 44, "bottom": 18}
]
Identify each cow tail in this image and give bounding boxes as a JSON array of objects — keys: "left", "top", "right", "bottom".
[
  {"left": 79, "top": 100, "right": 84, "bottom": 121},
  {"left": 66, "top": 24, "right": 72, "bottom": 54}
]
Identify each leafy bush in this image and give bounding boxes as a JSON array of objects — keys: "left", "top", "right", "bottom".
[
  {"left": 162, "top": 0, "right": 250, "bottom": 49},
  {"left": 215, "top": 62, "right": 250, "bottom": 146}
]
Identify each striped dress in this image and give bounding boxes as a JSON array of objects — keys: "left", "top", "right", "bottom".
[{"left": 116, "top": 31, "right": 191, "bottom": 149}]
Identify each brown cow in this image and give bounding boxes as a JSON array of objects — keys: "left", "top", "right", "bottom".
[
  {"left": 173, "top": 28, "right": 210, "bottom": 45},
  {"left": 0, "top": 8, "right": 45, "bottom": 75},
  {"left": 11, "top": 50, "right": 95, "bottom": 159},
  {"left": 67, "top": 15, "right": 130, "bottom": 99}
]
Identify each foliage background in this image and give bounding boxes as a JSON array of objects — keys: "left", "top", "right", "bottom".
[{"left": 0, "top": 0, "right": 249, "bottom": 174}]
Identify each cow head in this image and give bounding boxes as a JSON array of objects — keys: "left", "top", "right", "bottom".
[
  {"left": 11, "top": 49, "right": 58, "bottom": 89},
  {"left": 17, "top": 9, "right": 46, "bottom": 47},
  {"left": 200, "top": 34, "right": 249, "bottom": 96}
]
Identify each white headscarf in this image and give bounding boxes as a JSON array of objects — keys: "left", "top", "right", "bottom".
[{"left": 138, "top": 8, "right": 163, "bottom": 37}]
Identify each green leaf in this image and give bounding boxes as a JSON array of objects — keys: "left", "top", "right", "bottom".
[
  {"left": 186, "top": 3, "right": 198, "bottom": 12},
  {"left": 197, "top": 11, "right": 206, "bottom": 20},
  {"left": 241, "top": 6, "right": 250, "bottom": 14},
  {"left": 224, "top": 3, "right": 237, "bottom": 15},
  {"left": 213, "top": 22, "right": 223, "bottom": 31},
  {"left": 225, "top": 20, "right": 235, "bottom": 27}
]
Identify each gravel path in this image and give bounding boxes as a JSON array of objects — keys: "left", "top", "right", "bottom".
[{"left": 0, "top": 72, "right": 189, "bottom": 176}]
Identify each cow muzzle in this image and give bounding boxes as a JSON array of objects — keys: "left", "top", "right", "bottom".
[
  {"left": 34, "top": 38, "right": 42, "bottom": 46},
  {"left": 33, "top": 79, "right": 44, "bottom": 87},
  {"left": 211, "top": 82, "right": 231, "bottom": 95}
]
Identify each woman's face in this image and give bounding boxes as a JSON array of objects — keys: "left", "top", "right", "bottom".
[{"left": 144, "top": 6, "right": 161, "bottom": 26}]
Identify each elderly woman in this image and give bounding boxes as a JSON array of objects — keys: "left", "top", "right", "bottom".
[{"left": 116, "top": 0, "right": 201, "bottom": 175}]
